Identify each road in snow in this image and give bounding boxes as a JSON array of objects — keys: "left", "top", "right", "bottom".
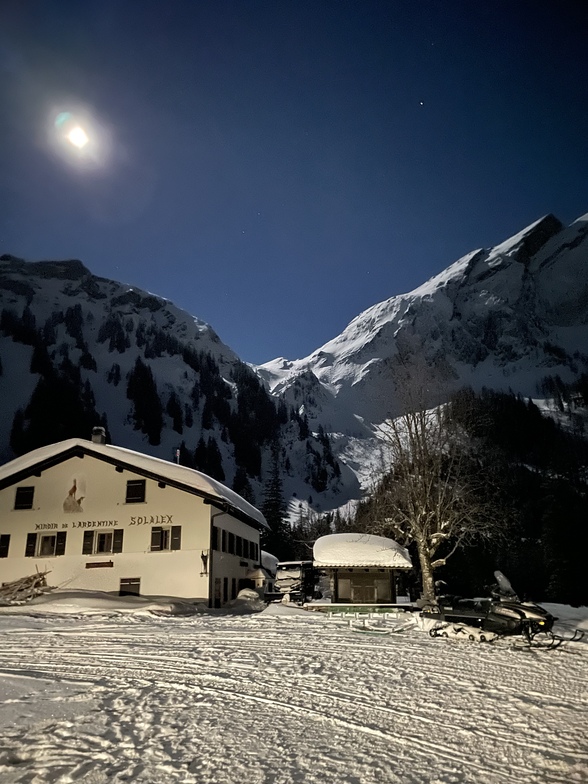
[{"left": 0, "top": 602, "right": 586, "bottom": 784}]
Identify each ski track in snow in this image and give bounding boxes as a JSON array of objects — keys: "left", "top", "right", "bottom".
[{"left": 0, "top": 613, "right": 586, "bottom": 784}]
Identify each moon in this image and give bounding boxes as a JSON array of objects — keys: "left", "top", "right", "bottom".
[
  {"left": 49, "top": 108, "right": 111, "bottom": 170},
  {"left": 67, "top": 126, "right": 89, "bottom": 148}
]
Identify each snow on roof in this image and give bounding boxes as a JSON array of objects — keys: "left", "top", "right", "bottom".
[
  {"left": 313, "top": 533, "right": 412, "bottom": 569},
  {"left": 0, "top": 438, "right": 267, "bottom": 529},
  {"left": 261, "top": 550, "right": 279, "bottom": 575}
]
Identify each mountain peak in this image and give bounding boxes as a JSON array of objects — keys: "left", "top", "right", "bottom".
[
  {"left": 257, "top": 211, "right": 588, "bottom": 430},
  {"left": 0, "top": 256, "right": 91, "bottom": 281},
  {"left": 489, "top": 214, "right": 564, "bottom": 266}
]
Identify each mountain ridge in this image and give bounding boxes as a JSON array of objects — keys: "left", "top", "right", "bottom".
[
  {"left": 1, "top": 210, "right": 587, "bottom": 512},
  {"left": 257, "top": 212, "right": 588, "bottom": 433}
]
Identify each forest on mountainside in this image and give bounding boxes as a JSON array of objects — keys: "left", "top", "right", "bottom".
[{"left": 0, "top": 305, "right": 341, "bottom": 508}]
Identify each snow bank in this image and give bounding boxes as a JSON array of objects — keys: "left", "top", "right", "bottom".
[
  {"left": 0, "top": 589, "right": 202, "bottom": 616},
  {"left": 0, "top": 587, "right": 272, "bottom": 618}
]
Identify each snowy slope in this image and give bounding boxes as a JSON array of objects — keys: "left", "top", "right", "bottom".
[
  {"left": 258, "top": 213, "right": 588, "bottom": 432},
  {"left": 0, "top": 256, "right": 238, "bottom": 455},
  {"left": 1, "top": 211, "right": 587, "bottom": 514},
  {"left": 0, "top": 256, "right": 355, "bottom": 512}
]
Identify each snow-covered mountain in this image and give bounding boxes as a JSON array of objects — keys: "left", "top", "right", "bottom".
[
  {"left": 0, "top": 255, "right": 355, "bottom": 513},
  {"left": 258, "top": 213, "right": 588, "bottom": 436},
  {"left": 1, "top": 211, "right": 587, "bottom": 510}
]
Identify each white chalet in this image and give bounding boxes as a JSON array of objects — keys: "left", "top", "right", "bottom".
[{"left": 0, "top": 432, "right": 267, "bottom": 606}]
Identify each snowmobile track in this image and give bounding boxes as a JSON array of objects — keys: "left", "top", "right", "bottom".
[{"left": 0, "top": 613, "right": 586, "bottom": 784}]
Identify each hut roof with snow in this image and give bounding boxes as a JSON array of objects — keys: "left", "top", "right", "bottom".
[{"left": 313, "top": 533, "right": 412, "bottom": 569}]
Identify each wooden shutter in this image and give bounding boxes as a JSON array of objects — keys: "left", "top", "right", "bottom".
[
  {"left": 120, "top": 578, "right": 140, "bottom": 596},
  {"left": 126, "top": 479, "right": 146, "bottom": 503},
  {"left": 82, "top": 531, "right": 94, "bottom": 555},
  {"left": 112, "top": 529, "right": 124, "bottom": 553},
  {"left": 0, "top": 534, "right": 10, "bottom": 558},
  {"left": 25, "top": 533, "right": 37, "bottom": 557},
  {"left": 151, "top": 527, "right": 162, "bottom": 551},
  {"left": 15, "top": 486, "right": 35, "bottom": 510},
  {"left": 55, "top": 531, "right": 67, "bottom": 556},
  {"left": 170, "top": 526, "right": 182, "bottom": 551}
]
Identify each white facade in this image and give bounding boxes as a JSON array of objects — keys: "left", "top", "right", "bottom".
[{"left": 0, "top": 439, "right": 267, "bottom": 605}]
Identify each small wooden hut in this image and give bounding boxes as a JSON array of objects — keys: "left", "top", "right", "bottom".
[{"left": 313, "top": 533, "right": 412, "bottom": 604}]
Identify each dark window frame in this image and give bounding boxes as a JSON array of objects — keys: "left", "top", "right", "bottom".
[
  {"left": 25, "top": 532, "right": 37, "bottom": 557},
  {"left": 82, "top": 529, "right": 124, "bottom": 555},
  {"left": 35, "top": 531, "right": 67, "bottom": 557},
  {"left": 14, "top": 486, "right": 35, "bottom": 510},
  {"left": 120, "top": 577, "right": 140, "bottom": 596},
  {"left": 150, "top": 525, "right": 181, "bottom": 552},
  {"left": 0, "top": 534, "right": 10, "bottom": 558},
  {"left": 125, "top": 479, "right": 146, "bottom": 503}
]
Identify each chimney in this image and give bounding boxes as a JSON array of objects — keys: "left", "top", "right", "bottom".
[{"left": 91, "top": 426, "right": 106, "bottom": 445}]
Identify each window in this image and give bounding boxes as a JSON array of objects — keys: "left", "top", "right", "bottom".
[
  {"left": 221, "top": 529, "right": 227, "bottom": 552},
  {"left": 231, "top": 578, "right": 237, "bottom": 600},
  {"left": 150, "top": 526, "right": 181, "bottom": 552},
  {"left": 0, "top": 534, "right": 10, "bottom": 558},
  {"left": 97, "top": 532, "right": 113, "bottom": 553},
  {"left": 228, "top": 532, "right": 235, "bottom": 554},
  {"left": 223, "top": 577, "right": 228, "bottom": 602},
  {"left": 82, "top": 529, "right": 124, "bottom": 555},
  {"left": 212, "top": 527, "right": 219, "bottom": 551},
  {"left": 14, "top": 486, "right": 35, "bottom": 510},
  {"left": 120, "top": 577, "right": 140, "bottom": 596},
  {"left": 125, "top": 479, "right": 146, "bottom": 503},
  {"left": 26, "top": 531, "right": 67, "bottom": 557},
  {"left": 236, "top": 536, "right": 242, "bottom": 557},
  {"left": 39, "top": 535, "right": 57, "bottom": 557}
]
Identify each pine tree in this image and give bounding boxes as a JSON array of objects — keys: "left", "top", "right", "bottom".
[
  {"left": 232, "top": 466, "right": 255, "bottom": 504},
  {"left": 166, "top": 391, "right": 184, "bottom": 434},
  {"left": 193, "top": 437, "right": 208, "bottom": 472},
  {"left": 260, "top": 445, "right": 292, "bottom": 560},
  {"left": 206, "top": 437, "right": 225, "bottom": 481},
  {"left": 126, "top": 357, "right": 163, "bottom": 445}
]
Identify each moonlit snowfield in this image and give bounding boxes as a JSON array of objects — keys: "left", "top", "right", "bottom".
[{"left": 0, "top": 597, "right": 586, "bottom": 784}]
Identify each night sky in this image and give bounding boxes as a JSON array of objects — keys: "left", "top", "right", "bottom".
[{"left": 1, "top": 1, "right": 587, "bottom": 364}]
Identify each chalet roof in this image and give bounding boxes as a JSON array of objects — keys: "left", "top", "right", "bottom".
[
  {"left": 0, "top": 438, "right": 267, "bottom": 529},
  {"left": 313, "top": 533, "right": 412, "bottom": 569}
]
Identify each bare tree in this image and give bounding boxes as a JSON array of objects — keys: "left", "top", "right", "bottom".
[{"left": 362, "top": 359, "right": 505, "bottom": 603}]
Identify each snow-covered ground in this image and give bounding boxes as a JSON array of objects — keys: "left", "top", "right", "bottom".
[{"left": 0, "top": 594, "right": 586, "bottom": 784}]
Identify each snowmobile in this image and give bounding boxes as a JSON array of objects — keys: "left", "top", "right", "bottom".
[{"left": 421, "top": 571, "right": 583, "bottom": 649}]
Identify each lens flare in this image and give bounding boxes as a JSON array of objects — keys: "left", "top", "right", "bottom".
[{"left": 48, "top": 106, "right": 111, "bottom": 171}]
